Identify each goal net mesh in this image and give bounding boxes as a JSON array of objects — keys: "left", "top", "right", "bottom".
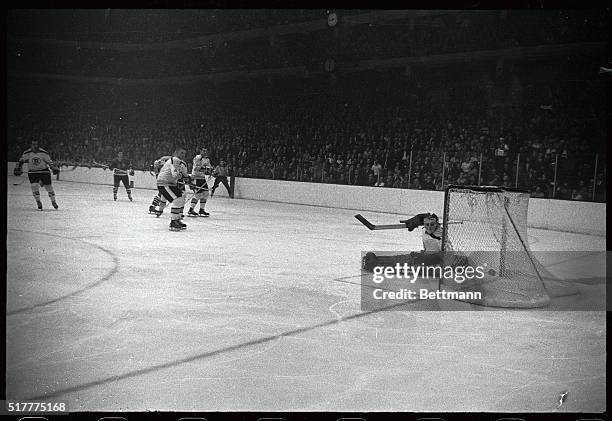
[{"left": 441, "top": 186, "right": 579, "bottom": 308}]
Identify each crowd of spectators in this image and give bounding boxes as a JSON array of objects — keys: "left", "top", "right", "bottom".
[{"left": 8, "top": 56, "right": 607, "bottom": 202}]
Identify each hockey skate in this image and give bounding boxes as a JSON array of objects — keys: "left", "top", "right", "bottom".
[
  {"left": 155, "top": 207, "right": 163, "bottom": 217},
  {"left": 52, "top": 201, "right": 58, "bottom": 209},
  {"left": 199, "top": 209, "right": 210, "bottom": 217},
  {"left": 37, "top": 201, "right": 43, "bottom": 211},
  {"left": 169, "top": 219, "right": 187, "bottom": 231},
  {"left": 187, "top": 209, "right": 199, "bottom": 217},
  {"left": 128, "top": 195, "right": 133, "bottom": 202},
  {"left": 149, "top": 205, "right": 156, "bottom": 214},
  {"left": 113, "top": 194, "right": 117, "bottom": 201}
]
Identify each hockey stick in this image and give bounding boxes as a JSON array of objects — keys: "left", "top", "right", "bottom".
[
  {"left": 57, "top": 164, "right": 79, "bottom": 172},
  {"left": 92, "top": 160, "right": 110, "bottom": 169},
  {"left": 355, "top": 214, "right": 463, "bottom": 230},
  {"left": 355, "top": 214, "right": 406, "bottom": 230},
  {"left": 11, "top": 176, "right": 27, "bottom": 186},
  {"left": 11, "top": 168, "right": 59, "bottom": 185},
  {"left": 178, "top": 179, "right": 211, "bottom": 194}
]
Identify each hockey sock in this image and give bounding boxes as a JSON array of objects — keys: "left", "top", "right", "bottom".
[
  {"left": 47, "top": 190, "right": 56, "bottom": 203},
  {"left": 126, "top": 188, "right": 132, "bottom": 196},
  {"left": 170, "top": 207, "right": 182, "bottom": 220},
  {"left": 152, "top": 195, "right": 160, "bottom": 206},
  {"left": 33, "top": 190, "right": 41, "bottom": 204},
  {"left": 190, "top": 198, "right": 198, "bottom": 210}
]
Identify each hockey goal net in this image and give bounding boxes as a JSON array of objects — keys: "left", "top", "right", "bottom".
[{"left": 441, "top": 185, "right": 579, "bottom": 308}]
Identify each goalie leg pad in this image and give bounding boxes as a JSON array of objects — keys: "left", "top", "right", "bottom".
[
  {"left": 362, "top": 252, "right": 378, "bottom": 272},
  {"left": 362, "top": 253, "right": 417, "bottom": 272},
  {"left": 375, "top": 253, "right": 416, "bottom": 267}
]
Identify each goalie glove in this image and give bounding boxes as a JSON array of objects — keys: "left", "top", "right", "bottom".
[
  {"left": 129, "top": 169, "right": 135, "bottom": 176},
  {"left": 400, "top": 213, "right": 430, "bottom": 231},
  {"left": 13, "top": 166, "right": 23, "bottom": 176}
]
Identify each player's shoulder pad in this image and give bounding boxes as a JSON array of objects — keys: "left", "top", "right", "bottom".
[
  {"left": 39, "top": 148, "right": 49, "bottom": 153},
  {"left": 22, "top": 148, "right": 32, "bottom": 154}
]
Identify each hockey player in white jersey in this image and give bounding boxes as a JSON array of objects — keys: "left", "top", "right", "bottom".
[
  {"left": 187, "top": 147, "right": 211, "bottom": 217},
  {"left": 148, "top": 155, "right": 171, "bottom": 214},
  {"left": 362, "top": 213, "right": 442, "bottom": 271},
  {"left": 155, "top": 148, "right": 190, "bottom": 230},
  {"left": 14, "top": 140, "right": 60, "bottom": 210}
]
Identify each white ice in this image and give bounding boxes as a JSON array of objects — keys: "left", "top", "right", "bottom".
[{"left": 6, "top": 179, "right": 607, "bottom": 412}]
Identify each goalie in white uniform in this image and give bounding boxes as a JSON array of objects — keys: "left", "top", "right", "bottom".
[{"left": 362, "top": 213, "right": 443, "bottom": 271}]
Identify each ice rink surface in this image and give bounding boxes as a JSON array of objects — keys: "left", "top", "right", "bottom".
[{"left": 6, "top": 179, "right": 607, "bottom": 412}]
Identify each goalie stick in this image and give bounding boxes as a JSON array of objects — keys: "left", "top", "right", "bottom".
[
  {"left": 354, "top": 214, "right": 406, "bottom": 230},
  {"left": 354, "top": 214, "right": 463, "bottom": 230}
]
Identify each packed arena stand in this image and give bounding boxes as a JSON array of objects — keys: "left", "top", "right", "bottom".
[{"left": 7, "top": 10, "right": 607, "bottom": 202}]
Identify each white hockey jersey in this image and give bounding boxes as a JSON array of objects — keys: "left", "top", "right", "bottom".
[
  {"left": 157, "top": 156, "right": 189, "bottom": 186},
  {"left": 153, "top": 156, "right": 172, "bottom": 173},
  {"left": 191, "top": 154, "right": 212, "bottom": 179},
  {"left": 20, "top": 148, "right": 53, "bottom": 173}
]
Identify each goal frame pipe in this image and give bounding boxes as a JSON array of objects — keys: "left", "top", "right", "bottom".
[{"left": 441, "top": 152, "right": 446, "bottom": 191}]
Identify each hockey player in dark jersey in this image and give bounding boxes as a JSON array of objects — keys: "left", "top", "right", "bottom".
[
  {"left": 210, "top": 160, "right": 232, "bottom": 198},
  {"left": 107, "top": 151, "right": 134, "bottom": 201},
  {"left": 14, "top": 140, "right": 60, "bottom": 210},
  {"left": 362, "top": 213, "right": 443, "bottom": 271}
]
